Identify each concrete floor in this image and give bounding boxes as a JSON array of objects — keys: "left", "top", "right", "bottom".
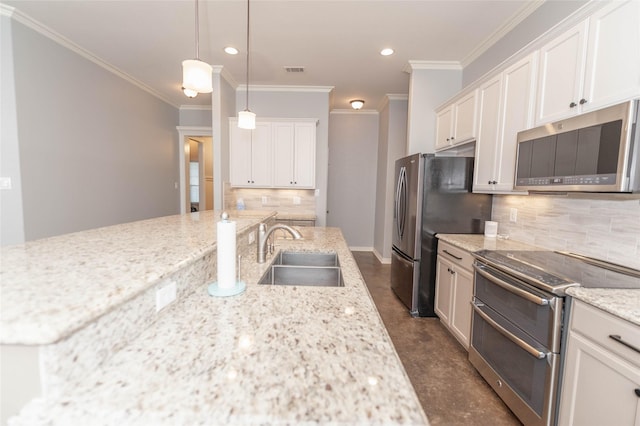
[{"left": 352, "top": 251, "right": 521, "bottom": 426}]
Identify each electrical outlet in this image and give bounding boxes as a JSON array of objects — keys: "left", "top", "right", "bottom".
[
  {"left": 262, "top": 196, "right": 268, "bottom": 205},
  {"left": 156, "top": 281, "right": 177, "bottom": 312},
  {"left": 293, "top": 196, "right": 301, "bottom": 205},
  {"left": 0, "top": 177, "right": 12, "bottom": 190},
  {"left": 248, "top": 231, "right": 255, "bottom": 244},
  {"left": 509, "top": 208, "right": 518, "bottom": 223}
]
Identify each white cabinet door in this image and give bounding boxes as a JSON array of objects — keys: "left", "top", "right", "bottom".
[
  {"left": 558, "top": 332, "right": 640, "bottom": 426},
  {"left": 229, "top": 125, "right": 253, "bottom": 186},
  {"left": 434, "top": 256, "right": 453, "bottom": 325},
  {"left": 249, "top": 122, "right": 272, "bottom": 187},
  {"left": 229, "top": 121, "right": 272, "bottom": 187},
  {"left": 474, "top": 53, "right": 536, "bottom": 193},
  {"left": 453, "top": 90, "right": 478, "bottom": 145},
  {"left": 272, "top": 121, "right": 316, "bottom": 188},
  {"left": 535, "top": 21, "right": 588, "bottom": 124},
  {"left": 435, "top": 107, "right": 453, "bottom": 151},
  {"left": 293, "top": 122, "right": 316, "bottom": 188},
  {"left": 582, "top": 0, "right": 640, "bottom": 112},
  {"left": 272, "top": 122, "right": 295, "bottom": 187},
  {"left": 473, "top": 75, "right": 502, "bottom": 191},
  {"left": 450, "top": 267, "right": 473, "bottom": 349}
]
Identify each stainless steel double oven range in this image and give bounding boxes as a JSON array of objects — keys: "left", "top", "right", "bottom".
[{"left": 470, "top": 249, "right": 640, "bottom": 426}]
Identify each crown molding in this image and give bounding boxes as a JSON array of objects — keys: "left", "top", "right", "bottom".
[
  {"left": 179, "top": 105, "right": 212, "bottom": 111},
  {"left": 236, "top": 85, "right": 334, "bottom": 93},
  {"left": 461, "top": 0, "right": 545, "bottom": 68},
  {"left": 212, "top": 65, "right": 238, "bottom": 89},
  {"left": 404, "top": 61, "right": 462, "bottom": 73},
  {"left": 4, "top": 5, "right": 178, "bottom": 108},
  {"left": 377, "top": 93, "right": 408, "bottom": 111}
]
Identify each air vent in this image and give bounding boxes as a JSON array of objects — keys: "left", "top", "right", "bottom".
[{"left": 284, "top": 66, "right": 305, "bottom": 73}]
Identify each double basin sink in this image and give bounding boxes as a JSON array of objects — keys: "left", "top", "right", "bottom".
[{"left": 258, "top": 251, "right": 344, "bottom": 287}]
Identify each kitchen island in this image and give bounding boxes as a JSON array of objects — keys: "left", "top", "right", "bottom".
[{"left": 3, "top": 212, "right": 428, "bottom": 425}]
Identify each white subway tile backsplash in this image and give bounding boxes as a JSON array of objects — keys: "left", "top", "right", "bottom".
[{"left": 494, "top": 195, "right": 640, "bottom": 270}]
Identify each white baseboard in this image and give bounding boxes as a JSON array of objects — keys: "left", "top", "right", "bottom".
[
  {"left": 373, "top": 248, "right": 391, "bottom": 264},
  {"left": 349, "top": 246, "right": 373, "bottom": 252}
]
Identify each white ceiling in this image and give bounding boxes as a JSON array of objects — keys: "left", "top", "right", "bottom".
[{"left": 4, "top": 0, "right": 543, "bottom": 110}]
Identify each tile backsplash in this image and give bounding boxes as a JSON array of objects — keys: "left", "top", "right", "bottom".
[
  {"left": 223, "top": 183, "right": 316, "bottom": 216},
  {"left": 493, "top": 194, "right": 640, "bottom": 270}
]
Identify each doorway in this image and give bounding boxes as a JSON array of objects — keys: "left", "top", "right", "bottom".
[{"left": 177, "top": 127, "right": 214, "bottom": 214}]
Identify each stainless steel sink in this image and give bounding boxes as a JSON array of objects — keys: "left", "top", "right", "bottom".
[{"left": 258, "top": 251, "right": 343, "bottom": 287}]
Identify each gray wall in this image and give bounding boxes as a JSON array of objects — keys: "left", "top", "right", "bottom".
[
  {"left": 179, "top": 107, "right": 212, "bottom": 127},
  {"left": 463, "top": 0, "right": 588, "bottom": 86},
  {"left": 327, "top": 111, "right": 379, "bottom": 249},
  {"left": 235, "top": 89, "right": 330, "bottom": 226},
  {"left": 1, "top": 16, "right": 25, "bottom": 246},
  {"left": 374, "top": 97, "right": 408, "bottom": 261},
  {"left": 2, "top": 17, "right": 180, "bottom": 243}
]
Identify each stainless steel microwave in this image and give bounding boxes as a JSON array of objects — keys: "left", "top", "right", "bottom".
[{"left": 514, "top": 100, "right": 640, "bottom": 193}]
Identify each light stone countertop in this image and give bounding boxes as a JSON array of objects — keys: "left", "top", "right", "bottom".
[
  {"left": 436, "top": 233, "right": 640, "bottom": 326},
  {"left": 7, "top": 222, "right": 428, "bottom": 425},
  {"left": 0, "top": 210, "right": 276, "bottom": 345}
]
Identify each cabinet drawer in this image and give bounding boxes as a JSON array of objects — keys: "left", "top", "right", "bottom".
[
  {"left": 437, "top": 241, "right": 474, "bottom": 271},
  {"left": 571, "top": 300, "right": 640, "bottom": 367}
]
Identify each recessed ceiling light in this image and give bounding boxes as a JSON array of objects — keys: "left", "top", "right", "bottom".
[
  {"left": 224, "top": 46, "right": 239, "bottom": 55},
  {"left": 380, "top": 48, "right": 394, "bottom": 56}
]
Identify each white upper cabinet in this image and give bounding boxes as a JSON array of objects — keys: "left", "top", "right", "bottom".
[
  {"left": 582, "top": 0, "right": 640, "bottom": 112},
  {"left": 230, "top": 118, "right": 316, "bottom": 189},
  {"left": 535, "top": 0, "right": 640, "bottom": 124},
  {"left": 229, "top": 121, "right": 272, "bottom": 187},
  {"left": 435, "top": 90, "right": 478, "bottom": 151},
  {"left": 536, "top": 21, "right": 588, "bottom": 124},
  {"left": 272, "top": 121, "right": 316, "bottom": 188},
  {"left": 474, "top": 53, "right": 536, "bottom": 193}
]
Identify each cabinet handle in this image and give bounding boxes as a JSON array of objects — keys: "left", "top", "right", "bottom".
[
  {"left": 609, "top": 334, "right": 640, "bottom": 354},
  {"left": 569, "top": 101, "right": 577, "bottom": 108},
  {"left": 579, "top": 98, "right": 587, "bottom": 105},
  {"left": 443, "top": 249, "right": 463, "bottom": 261}
]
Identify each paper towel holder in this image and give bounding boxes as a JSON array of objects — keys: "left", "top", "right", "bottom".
[{"left": 208, "top": 213, "right": 247, "bottom": 297}]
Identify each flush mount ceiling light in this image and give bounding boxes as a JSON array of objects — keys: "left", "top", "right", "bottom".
[
  {"left": 182, "top": 87, "right": 198, "bottom": 98},
  {"left": 380, "top": 48, "right": 394, "bottom": 56},
  {"left": 238, "top": 0, "right": 256, "bottom": 129},
  {"left": 224, "top": 46, "right": 239, "bottom": 55},
  {"left": 350, "top": 100, "right": 365, "bottom": 110},
  {"left": 181, "top": 0, "right": 213, "bottom": 97}
]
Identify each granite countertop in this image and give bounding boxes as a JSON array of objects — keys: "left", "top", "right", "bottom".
[
  {"left": 8, "top": 223, "right": 428, "bottom": 425},
  {"left": 0, "top": 210, "right": 276, "bottom": 345},
  {"left": 436, "top": 233, "right": 640, "bottom": 327}
]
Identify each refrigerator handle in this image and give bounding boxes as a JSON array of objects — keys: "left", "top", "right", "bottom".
[{"left": 399, "top": 167, "right": 407, "bottom": 239}]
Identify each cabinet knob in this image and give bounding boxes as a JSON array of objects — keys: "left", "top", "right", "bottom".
[
  {"left": 446, "top": 138, "right": 450, "bottom": 142},
  {"left": 492, "top": 180, "right": 497, "bottom": 185},
  {"left": 635, "top": 388, "right": 640, "bottom": 397},
  {"left": 451, "top": 136, "right": 455, "bottom": 140},
  {"left": 579, "top": 98, "right": 587, "bottom": 105},
  {"left": 569, "top": 101, "right": 577, "bottom": 108}
]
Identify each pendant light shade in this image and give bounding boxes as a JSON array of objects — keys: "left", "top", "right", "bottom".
[
  {"left": 238, "top": 0, "right": 256, "bottom": 129},
  {"left": 182, "top": 59, "right": 213, "bottom": 93},
  {"left": 182, "top": 0, "right": 212, "bottom": 97},
  {"left": 238, "top": 110, "right": 256, "bottom": 130}
]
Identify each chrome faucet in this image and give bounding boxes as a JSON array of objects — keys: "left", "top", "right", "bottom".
[{"left": 257, "top": 223, "right": 302, "bottom": 263}]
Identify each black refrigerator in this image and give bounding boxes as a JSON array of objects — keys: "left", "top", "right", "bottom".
[{"left": 391, "top": 154, "right": 492, "bottom": 317}]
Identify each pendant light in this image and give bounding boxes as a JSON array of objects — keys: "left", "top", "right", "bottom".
[
  {"left": 182, "top": 0, "right": 212, "bottom": 96},
  {"left": 238, "top": 0, "right": 256, "bottom": 129}
]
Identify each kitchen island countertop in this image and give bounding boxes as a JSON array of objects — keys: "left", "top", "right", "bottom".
[
  {"left": 436, "top": 233, "right": 640, "bottom": 326},
  {"left": 8, "top": 220, "right": 428, "bottom": 425}
]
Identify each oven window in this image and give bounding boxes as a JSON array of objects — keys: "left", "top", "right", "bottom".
[
  {"left": 472, "top": 305, "right": 550, "bottom": 417},
  {"left": 475, "top": 266, "right": 557, "bottom": 349}
]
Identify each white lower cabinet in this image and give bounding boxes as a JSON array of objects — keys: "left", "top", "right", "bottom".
[
  {"left": 434, "top": 241, "right": 474, "bottom": 349},
  {"left": 558, "top": 300, "right": 640, "bottom": 426}
]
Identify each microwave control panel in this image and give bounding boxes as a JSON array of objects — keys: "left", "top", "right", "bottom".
[{"left": 516, "top": 173, "right": 617, "bottom": 186}]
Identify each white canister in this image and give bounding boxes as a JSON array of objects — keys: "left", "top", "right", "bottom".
[{"left": 484, "top": 221, "right": 498, "bottom": 238}]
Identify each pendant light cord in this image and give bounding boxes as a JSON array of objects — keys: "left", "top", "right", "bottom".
[
  {"left": 245, "top": 0, "right": 250, "bottom": 111},
  {"left": 195, "top": 0, "right": 200, "bottom": 60}
]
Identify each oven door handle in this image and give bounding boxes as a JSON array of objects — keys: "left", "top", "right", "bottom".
[
  {"left": 472, "top": 302, "right": 547, "bottom": 360},
  {"left": 473, "top": 264, "right": 550, "bottom": 306}
]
